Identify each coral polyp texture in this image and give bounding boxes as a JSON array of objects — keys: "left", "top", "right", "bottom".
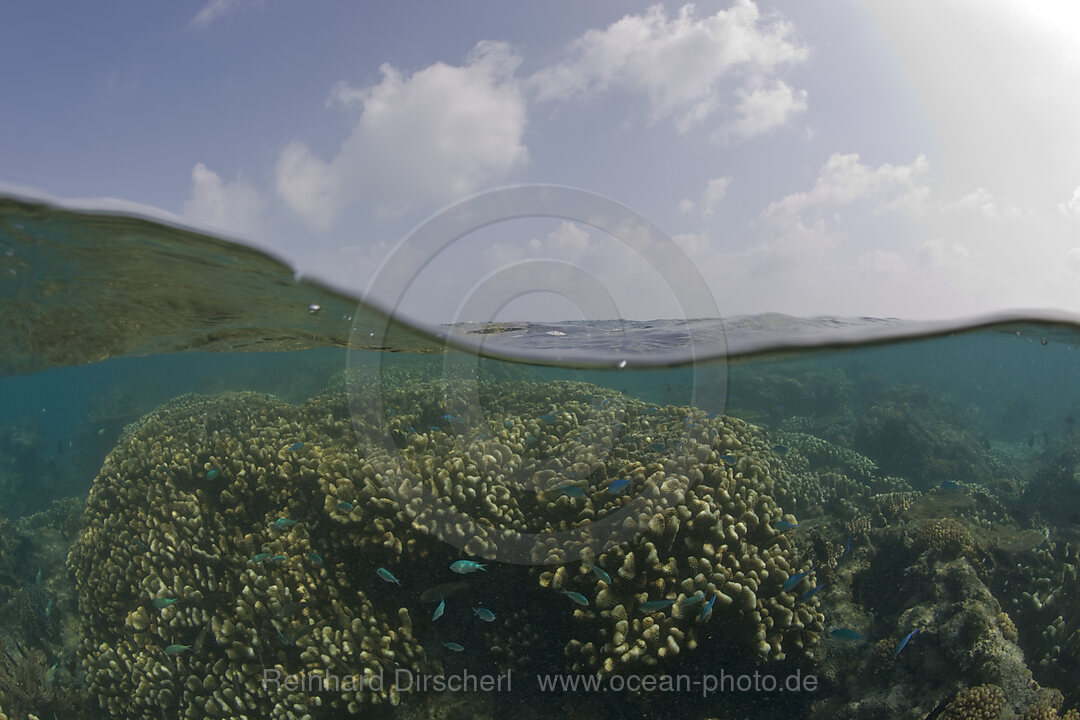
[{"left": 65, "top": 380, "right": 823, "bottom": 718}]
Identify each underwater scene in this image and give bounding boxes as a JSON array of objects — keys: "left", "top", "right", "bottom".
[{"left": 4, "top": 198, "right": 1080, "bottom": 720}]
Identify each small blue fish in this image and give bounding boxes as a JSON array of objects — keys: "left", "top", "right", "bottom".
[
  {"left": 842, "top": 534, "right": 853, "bottom": 556},
  {"left": 252, "top": 553, "right": 270, "bottom": 563},
  {"left": 443, "top": 641, "right": 465, "bottom": 652},
  {"left": 473, "top": 607, "right": 496, "bottom": 622},
  {"left": 377, "top": 568, "right": 401, "bottom": 585},
  {"left": 540, "top": 414, "right": 557, "bottom": 424},
  {"left": 442, "top": 414, "right": 456, "bottom": 421},
  {"left": 428, "top": 425, "right": 441, "bottom": 432},
  {"left": 525, "top": 436, "right": 539, "bottom": 445},
  {"left": 679, "top": 594, "right": 706, "bottom": 608},
  {"left": 44, "top": 598, "right": 53, "bottom": 617},
  {"left": 699, "top": 593, "right": 717, "bottom": 621},
  {"left": 270, "top": 555, "right": 287, "bottom": 563},
  {"left": 893, "top": 629, "right": 919, "bottom": 657},
  {"left": 407, "top": 425, "right": 416, "bottom": 434},
  {"left": 773, "top": 521, "right": 798, "bottom": 532},
  {"left": 286, "top": 442, "right": 305, "bottom": 452},
  {"left": 781, "top": 571, "right": 810, "bottom": 593},
  {"left": 152, "top": 598, "right": 179, "bottom": 609},
  {"left": 650, "top": 442, "right": 667, "bottom": 453},
  {"left": 938, "top": 480, "right": 963, "bottom": 493},
  {"left": 829, "top": 628, "right": 863, "bottom": 641},
  {"left": 645, "top": 407, "right": 658, "bottom": 415},
  {"left": 562, "top": 590, "right": 589, "bottom": 606},
  {"left": 272, "top": 518, "right": 296, "bottom": 530},
  {"left": 607, "top": 478, "right": 631, "bottom": 494},
  {"left": 589, "top": 564, "right": 612, "bottom": 585},
  {"left": 720, "top": 455, "right": 737, "bottom": 467},
  {"left": 559, "top": 485, "right": 586, "bottom": 499},
  {"left": 307, "top": 552, "right": 323, "bottom": 564},
  {"left": 799, "top": 584, "right": 825, "bottom": 602},
  {"left": 164, "top": 644, "right": 191, "bottom": 655},
  {"left": 773, "top": 445, "right": 788, "bottom": 454},
  {"left": 35, "top": 569, "right": 40, "bottom": 585},
  {"left": 450, "top": 560, "right": 486, "bottom": 574},
  {"left": 133, "top": 539, "right": 148, "bottom": 550},
  {"left": 504, "top": 420, "right": 513, "bottom": 428},
  {"left": 206, "top": 469, "right": 220, "bottom": 481},
  {"left": 433, "top": 598, "right": 445, "bottom": 621},
  {"left": 640, "top": 598, "right": 676, "bottom": 612},
  {"left": 337, "top": 501, "right": 354, "bottom": 511}
]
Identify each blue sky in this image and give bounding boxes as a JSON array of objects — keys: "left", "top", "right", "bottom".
[{"left": 3, "top": 1, "right": 1080, "bottom": 325}]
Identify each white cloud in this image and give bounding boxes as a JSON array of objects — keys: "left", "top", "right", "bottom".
[
  {"left": 679, "top": 176, "right": 733, "bottom": 219},
  {"left": 950, "top": 187, "right": 1019, "bottom": 220},
  {"left": 918, "top": 237, "right": 971, "bottom": 270},
  {"left": 725, "top": 80, "right": 808, "bottom": 140},
  {"left": 529, "top": 1, "right": 808, "bottom": 135},
  {"left": 191, "top": 0, "right": 254, "bottom": 27},
  {"left": 183, "top": 163, "right": 262, "bottom": 235},
  {"left": 276, "top": 41, "right": 528, "bottom": 228},
  {"left": 1059, "top": 185, "right": 1080, "bottom": 218},
  {"left": 761, "top": 152, "right": 929, "bottom": 228}
]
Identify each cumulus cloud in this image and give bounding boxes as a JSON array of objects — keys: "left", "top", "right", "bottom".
[
  {"left": 529, "top": 1, "right": 808, "bottom": 136},
  {"left": 950, "top": 187, "right": 1020, "bottom": 220},
  {"left": 726, "top": 79, "right": 808, "bottom": 140},
  {"left": 183, "top": 163, "right": 262, "bottom": 235},
  {"left": 761, "top": 153, "right": 930, "bottom": 229},
  {"left": 918, "top": 237, "right": 971, "bottom": 270},
  {"left": 679, "top": 176, "right": 733, "bottom": 219},
  {"left": 276, "top": 41, "right": 528, "bottom": 228},
  {"left": 1059, "top": 185, "right": 1080, "bottom": 218}
]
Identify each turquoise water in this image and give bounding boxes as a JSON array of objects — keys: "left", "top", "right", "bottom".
[{"left": 1, "top": 198, "right": 1079, "bottom": 719}]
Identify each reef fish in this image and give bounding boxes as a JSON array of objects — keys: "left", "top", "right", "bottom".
[
  {"left": 164, "top": 644, "right": 191, "bottom": 655},
  {"left": 540, "top": 414, "right": 557, "bottom": 424},
  {"left": 562, "top": 590, "right": 589, "bottom": 606},
  {"left": 559, "top": 485, "right": 586, "bottom": 499},
  {"left": 938, "top": 480, "right": 963, "bottom": 493},
  {"left": 720, "top": 455, "right": 737, "bottom": 466},
  {"left": 337, "top": 501, "right": 354, "bottom": 511},
  {"left": 842, "top": 534, "right": 853, "bottom": 556},
  {"left": 781, "top": 571, "right": 811, "bottom": 593},
  {"left": 828, "top": 628, "right": 863, "bottom": 641},
  {"left": 443, "top": 641, "right": 465, "bottom": 652},
  {"left": 307, "top": 552, "right": 323, "bottom": 564},
  {"left": 699, "top": 594, "right": 717, "bottom": 621},
  {"left": 44, "top": 598, "right": 53, "bottom": 617},
  {"left": 473, "top": 607, "right": 496, "bottom": 622},
  {"left": 589, "top": 564, "right": 612, "bottom": 585},
  {"left": 607, "top": 478, "right": 631, "bottom": 494},
  {"left": 433, "top": 598, "right": 445, "bottom": 621},
  {"left": 450, "top": 560, "right": 487, "bottom": 574},
  {"left": 679, "top": 594, "right": 706, "bottom": 608},
  {"left": 640, "top": 598, "right": 676, "bottom": 612},
  {"left": 773, "top": 521, "right": 798, "bottom": 532},
  {"left": 893, "top": 629, "right": 919, "bottom": 657},
  {"left": 772, "top": 445, "right": 788, "bottom": 454},
  {"left": 799, "top": 584, "right": 825, "bottom": 602},
  {"left": 272, "top": 518, "right": 296, "bottom": 530},
  {"left": 377, "top": 568, "right": 402, "bottom": 585},
  {"left": 152, "top": 598, "right": 179, "bottom": 609},
  {"left": 206, "top": 469, "right": 220, "bottom": 481},
  {"left": 252, "top": 553, "right": 270, "bottom": 563}
]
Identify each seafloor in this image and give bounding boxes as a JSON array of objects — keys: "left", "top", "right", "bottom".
[{"left": 1, "top": 362, "right": 1079, "bottom": 720}]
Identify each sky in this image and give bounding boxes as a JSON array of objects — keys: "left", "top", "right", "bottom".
[{"left": 3, "top": 0, "right": 1080, "bottom": 325}]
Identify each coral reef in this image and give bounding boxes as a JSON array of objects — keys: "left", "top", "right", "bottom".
[{"left": 66, "top": 380, "right": 824, "bottom": 718}]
